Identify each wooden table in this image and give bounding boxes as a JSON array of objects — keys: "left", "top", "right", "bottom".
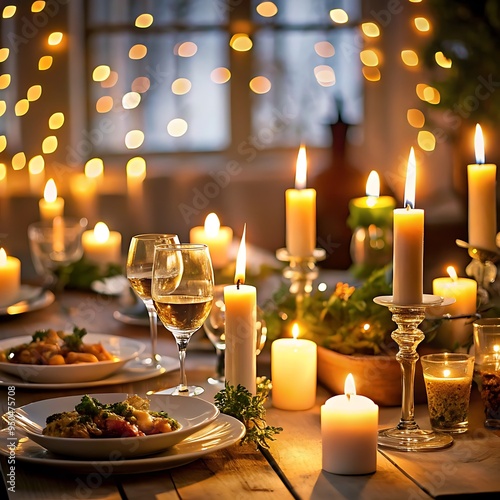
[{"left": 1, "top": 290, "right": 500, "bottom": 499}]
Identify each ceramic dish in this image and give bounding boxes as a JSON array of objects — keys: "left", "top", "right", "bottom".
[
  {"left": 0, "top": 334, "right": 145, "bottom": 383},
  {"left": 0, "top": 413, "right": 244, "bottom": 473},
  {"left": 0, "top": 285, "right": 55, "bottom": 316},
  {"left": 15, "top": 393, "right": 220, "bottom": 459}
]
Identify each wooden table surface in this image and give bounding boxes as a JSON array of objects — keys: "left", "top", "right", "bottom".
[{"left": 1, "top": 289, "right": 500, "bottom": 499}]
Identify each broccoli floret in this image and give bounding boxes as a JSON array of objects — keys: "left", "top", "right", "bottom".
[
  {"left": 32, "top": 330, "right": 49, "bottom": 342},
  {"left": 107, "top": 401, "right": 133, "bottom": 418},
  {"left": 63, "top": 327, "right": 87, "bottom": 351},
  {"left": 75, "top": 395, "right": 101, "bottom": 417}
]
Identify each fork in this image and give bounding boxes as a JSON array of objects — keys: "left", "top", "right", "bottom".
[{"left": 1, "top": 409, "right": 43, "bottom": 435}]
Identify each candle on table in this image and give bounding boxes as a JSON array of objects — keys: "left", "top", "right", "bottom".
[
  {"left": 0, "top": 247, "right": 21, "bottom": 306},
  {"left": 82, "top": 221, "right": 122, "bottom": 265},
  {"left": 432, "top": 266, "right": 477, "bottom": 349},
  {"left": 468, "top": 124, "right": 497, "bottom": 251},
  {"left": 190, "top": 213, "right": 233, "bottom": 269},
  {"left": 321, "top": 374, "right": 379, "bottom": 475},
  {"left": 286, "top": 145, "right": 316, "bottom": 257},
  {"left": 224, "top": 225, "right": 257, "bottom": 394},
  {"left": 39, "top": 178, "right": 64, "bottom": 220},
  {"left": 393, "top": 147, "right": 424, "bottom": 305},
  {"left": 69, "top": 173, "right": 97, "bottom": 221},
  {"left": 271, "top": 322, "right": 317, "bottom": 410}
]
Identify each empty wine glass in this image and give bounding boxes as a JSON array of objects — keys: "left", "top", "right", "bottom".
[
  {"left": 152, "top": 243, "right": 214, "bottom": 396},
  {"left": 126, "top": 233, "right": 180, "bottom": 368},
  {"left": 203, "top": 284, "right": 267, "bottom": 385},
  {"left": 28, "top": 216, "right": 88, "bottom": 290}
]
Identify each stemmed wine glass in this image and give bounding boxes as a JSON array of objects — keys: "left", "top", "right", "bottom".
[
  {"left": 152, "top": 243, "right": 214, "bottom": 396},
  {"left": 126, "top": 233, "right": 179, "bottom": 368}
]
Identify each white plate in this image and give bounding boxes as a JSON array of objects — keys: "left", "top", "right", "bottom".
[
  {"left": 15, "top": 393, "right": 220, "bottom": 459},
  {"left": 0, "top": 334, "right": 145, "bottom": 383},
  {"left": 0, "top": 413, "right": 244, "bottom": 473},
  {"left": 0, "top": 285, "right": 55, "bottom": 316}
]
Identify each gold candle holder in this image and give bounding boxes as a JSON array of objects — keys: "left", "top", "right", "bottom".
[
  {"left": 373, "top": 294, "right": 456, "bottom": 451},
  {"left": 276, "top": 248, "right": 326, "bottom": 320}
]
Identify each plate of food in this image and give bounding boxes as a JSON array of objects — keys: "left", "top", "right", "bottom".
[
  {"left": 13, "top": 393, "right": 220, "bottom": 459},
  {"left": 0, "top": 328, "right": 145, "bottom": 384}
]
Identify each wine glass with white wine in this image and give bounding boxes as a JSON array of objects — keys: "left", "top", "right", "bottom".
[
  {"left": 152, "top": 243, "right": 214, "bottom": 396},
  {"left": 126, "top": 233, "right": 179, "bottom": 368}
]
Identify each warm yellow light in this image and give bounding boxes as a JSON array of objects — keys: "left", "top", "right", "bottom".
[
  {"left": 423, "top": 86, "right": 440, "bottom": 104},
  {"left": 314, "top": 65, "right": 335, "bottom": 87},
  {"left": 125, "top": 130, "right": 145, "bottom": 149},
  {"left": 101, "top": 71, "right": 118, "bottom": 88},
  {"left": 361, "top": 22, "right": 380, "bottom": 37},
  {"left": 362, "top": 67, "right": 381, "bottom": 82},
  {"left": 29, "top": 155, "right": 44, "bottom": 175},
  {"left": 229, "top": 34, "right": 253, "bottom": 52},
  {"left": 175, "top": 42, "right": 198, "bottom": 57},
  {"left": 129, "top": 44, "right": 147, "bottom": 60},
  {"left": 85, "top": 158, "right": 104, "bottom": 179},
  {"left": 443, "top": 369, "right": 451, "bottom": 378},
  {"left": 401, "top": 50, "right": 419, "bottom": 67},
  {"left": 14, "top": 99, "right": 29, "bottom": 117},
  {"left": 0, "top": 136, "right": 6, "bottom": 153},
  {"left": 42, "top": 136, "right": 58, "bottom": 154},
  {"left": 0, "top": 48, "right": 9, "bottom": 63},
  {"left": 414, "top": 17, "right": 430, "bottom": 32},
  {"left": 446, "top": 266, "right": 458, "bottom": 281},
  {"left": 210, "top": 67, "right": 231, "bottom": 84},
  {"left": 234, "top": 224, "right": 247, "bottom": 284},
  {"left": 135, "top": 13, "right": 153, "bottom": 28},
  {"left": 27, "top": 85, "right": 42, "bottom": 101},
  {"left": 256, "top": 2, "right": 278, "bottom": 17},
  {"left": 416, "top": 83, "right": 428, "bottom": 100},
  {"left": 96, "top": 96, "right": 113, "bottom": 113},
  {"left": 360, "top": 49, "right": 379, "bottom": 67},
  {"left": 93, "top": 222, "right": 110, "bottom": 243},
  {"left": 0, "top": 102, "right": 5, "bottom": 117},
  {"left": 122, "top": 92, "right": 141, "bottom": 109},
  {"left": 417, "top": 130, "right": 436, "bottom": 151},
  {"left": 344, "top": 373, "right": 356, "bottom": 396},
  {"left": 435, "top": 51, "right": 452, "bottom": 68},
  {"left": 38, "top": 56, "right": 53, "bottom": 70},
  {"left": 249, "top": 76, "right": 271, "bottom": 94},
  {"left": 31, "top": 1, "right": 45, "bottom": 13},
  {"left": 48, "top": 32, "right": 63, "bottom": 46},
  {"left": 404, "top": 148, "right": 417, "bottom": 208},
  {"left": 12, "top": 152, "right": 26, "bottom": 171},
  {"left": 474, "top": 124, "right": 485, "bottom": 164},
  {"left": 0, "top": 163, "right": 6, "bottom": 182},
  {"left": 167, "top": 119, "right": 188, "bottom": 137},
  {"left": 0, "top": 74, "right": 11, "bottom": 89},
  {"left": 49, "top": 112, "right": 64, "bottom": 130},
  {"left": 366, "top": 170, "right": 380, "bottom": 197},
  {"left": 132, "top": 77, "right": 150, "bottom": 93},
  {"left": 295, "top": 145, "right": 308, "bottom": 189},
  {"left": 330, "top": 9, "right": 348, "bottom": 24},
  {"left": 171, "top": 78, "right": 192, "bottom": 95},
  {"left": 407, "top": 109, "right": 425, "bottom": 128},
  {"left": 314, "top": 41, "right": 335, "bottom": 58},
  {"left": 2, "top": 6, "right": 16, "bottom": 18},
  {"left": 92, "top": 65, "right": 111, "bottom": 82},
  {"left": 204, "top": 213, "right": 221, "bottom": 238},
  {"left": 126, "top": 157, "right": 146, "bottom": 182}
]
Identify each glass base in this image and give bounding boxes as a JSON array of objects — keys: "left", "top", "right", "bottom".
[
  {"left": 378, "top": 427, "right": 454, "bottom": 451},
  {"left": 160, "top": 385, "right": 205, "bottom": 396}
]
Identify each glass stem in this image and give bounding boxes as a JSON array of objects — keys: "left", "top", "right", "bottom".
[
  {"left": 177, "top": 338, "right": 189, "bottom": 392},
  {"left": 145, "top": 300, "right": 159, "bottom": 365}
]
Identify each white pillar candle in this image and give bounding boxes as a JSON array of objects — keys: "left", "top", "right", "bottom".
[
  {"left": 39, "top": 178, "right": 64, "bottom": 220},
  {"left": 224, "top": 225, "right": 257, "bottom": 394},
  {"left": 468, "top": 124, "right": 497, "bottom": 251},
  {"left": 271, "top": 323, "right": 317, "bottom": 410},
  {"left": 82, "top": 222, "right": 122, "bottom": 265},
  {"left": 393, "top": 148, "right": 424, "bottom": 305},
  {"left": 321, "top": 374, "right": 379, "bottom": 475},
  {"left": 0, "top": 247, "right": 21, "bottom": 306},
  {"left": 190, "top": 213, "right": 233, "bottom": 269},
  {"left": 285, "top": 145, "right": 316, "bottom": 257}
]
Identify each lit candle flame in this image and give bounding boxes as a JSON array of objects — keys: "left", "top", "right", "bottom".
[
  {"left": 44, "top": 178, "right": 57, "bottom": 203},
  {"left": 234, "top": 224, "right": 247, "bottom": 285},
  {"left": 292, "top": 322, "right": 300, "bottom": 340},
  {"left": 204, "top": 212, "right": 220, "bottom": 238},
  {"left": 366, "top": 170, "right": 380, "bottom": 207},
  {"left": 474, "top": 123, "right": 485, "bottom": 164},
  {"left": 446, "top": 265, "right": 458, "bottom": 282},
  {"left": 0, "top": 248, "right": 7, "bottom": 266},
  {"left": 94, "top": 222, "right": 110, "bottom": 243},
  {"left": 344, "top": 373, "right": 356, "bottom": 397},
  {"left": 294, "top": 144, "right": 307, "bottom": 190},
  {"left": 404, "top": 147, "right": 416, "bottom": 209}
]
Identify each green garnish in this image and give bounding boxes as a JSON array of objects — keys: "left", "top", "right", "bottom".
[
  {"left": 63, "top": 327, "right": 87, "bottom": 351},
  {"left": 214, "top": 377, "right": 282, "bottom": 449}
]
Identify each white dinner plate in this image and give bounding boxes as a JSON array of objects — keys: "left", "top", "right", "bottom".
[
  {"left": 0, "top": 285, "right": 55, "bottom": 316},
  {"left": 0, "top": 413, "right": 244, "bottom": 473},
  {"left": 15, "top": 393, "right": 220, "bottom": 459},
  {"left": 0, "top": 333, "right": 145, "bottom": 383}
]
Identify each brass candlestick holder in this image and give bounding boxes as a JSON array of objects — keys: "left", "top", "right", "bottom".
[
  {"left": 374, "top": 294, "right": 456, "bottom": 451},
  {"left": 276, "top": 248, "right": 326, "bottom": 320},
  {"left": 456, "top": 239, "right": 500, "bottom": 306}
]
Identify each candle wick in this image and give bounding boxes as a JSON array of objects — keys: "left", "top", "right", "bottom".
[
  {"left": 346, "top": 393, "right": 351, "bottom": 402},
  {"left": 236, "top": 279, "right": 241, "bottom": 290}
]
